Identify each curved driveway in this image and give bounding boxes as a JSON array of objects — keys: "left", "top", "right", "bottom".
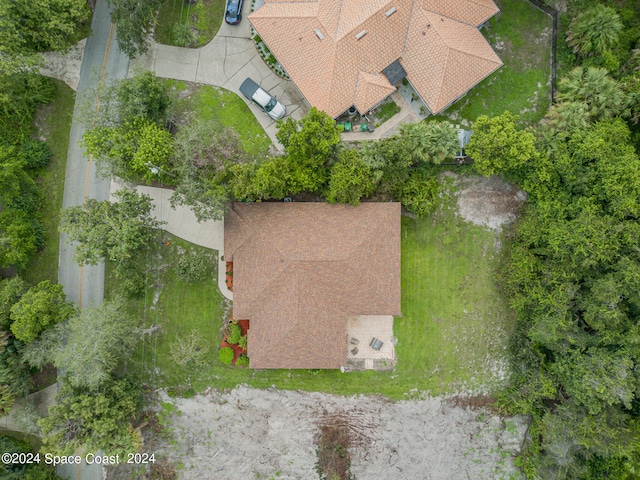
[
  {"left": 130, "top": 13, "right": 310, "bottom": 148},
  {"left": 110, "top": 180, "right": 232, "bottom": 300}
]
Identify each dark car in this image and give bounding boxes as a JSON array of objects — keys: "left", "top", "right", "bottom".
[{"left": 225, "top": 0, "right": 243, "bottom": 25}]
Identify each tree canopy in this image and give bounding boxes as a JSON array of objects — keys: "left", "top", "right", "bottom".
[
  {"left": 0, "top": 0, "right": 90, "bottom": 53},
  {"left": 494, "top": 116, "right": 640, "bottom": 477},
  {"left": 39, "top": 376, "right": 142, "bottom": 457},
  {"left": 23, "top": 300, "right": 140, "bottom": 389},
  {"left": 566, "top": 4, "right": 623, "bottom": 59},
  {"left": 60, "top": 188, "right": 164, "bottom": 267},
  {"left": 9, "top": 281, "right": 76, "bottom": 344},
  {"left": 397, "top": 121, "right": 459, "bottom": 164},
  {"left": 108, "top": 0, "right": 162, "bottom": 59},
  {"left": 466, "top": 111, "right": 537, "bottom": 177},
  {"left": 325, "top": 149, "right": 376, "bottom": 205},
  {"left": 60, "top": 188, "right": 164, "bottom": 296}
]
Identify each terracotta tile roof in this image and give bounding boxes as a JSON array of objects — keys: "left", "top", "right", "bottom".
[
  {"left": 249, "top": 0, "right": 502, "bottom": 117},
  {"left": 401, "top": 11, "right": 503, "bottom": 113},
  {"left": 354, "top": 71, "right": 396, "bottom": 113},
  {"left": 224, "top": 202, "right": 401, "bottom": 369},
  {"left": 422, "top": 0, "right": 500, "bottom": 25}
]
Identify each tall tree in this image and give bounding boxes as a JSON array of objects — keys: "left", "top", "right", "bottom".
[
  {"left": 0, "top": 277, "right": 28, "bottom": 330},
  {"left": 108, "top": 0, "right": 162, "bottom": 59},
  {"left": 0, "top": 210, "right": 41, "bottom": 269},
  {"left": 325, "top": 149, "right": 376, "bottom": 205},
  {"left": 170, "top": 121, "right": 245, "bottom": 221},
  {"left": 275, "top": 107, "right": 341, "bottom": 193},
  {"left": 60, "top": 187, "right": 164, "bottom": 268},
  {"left": 39, "top": 376, "right": 142, "bottom": 456},
  {"left": 24, "top": 300, "right": 139, "bottom": 389},
  {"left": 466, "top": 111, "right": 537, "bottom": 177},
  {"left": 0, "top": 0, "right": 90, "bottom": 53},
  {"left": 497, "top": 118, "right": 640, "bottom": 477},
  {"left": 81, "top": 118, "right": 174, "bottom": 182},
  {"left": 9, "top": 281, "right": 76, "bottom": 344}
]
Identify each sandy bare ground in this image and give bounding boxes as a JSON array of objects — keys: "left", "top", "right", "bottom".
[
  {"left": 151, "top": 386, "right": 527, "bottom": 480},
  {"left": 451, "top": 173, "right": 527, "bottom": 234},
  {"left": 40, "top": 39, "right": 86, "bottom": 91}
]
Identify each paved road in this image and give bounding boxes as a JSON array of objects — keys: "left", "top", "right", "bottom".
[
  {"left": 58, "top": 0, "right": 129, "bottom": 310},
  {"left": 57, "top": 1, "right": 129, "bottom": 478}
]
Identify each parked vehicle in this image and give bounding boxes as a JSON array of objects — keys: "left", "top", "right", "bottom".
[
  {"left": 225, "top": 0, "right": 243, "bottom": 25},
  {"left": 239, "top": 78, "right": 286, "bottom": 120}
]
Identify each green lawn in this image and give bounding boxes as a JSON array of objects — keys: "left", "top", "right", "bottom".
[
  {"left": 375, "top": 100, "right": 401, "bottom": 126},
  {"left": 112, "top": 233, "right": 228, "bottom": 388},
  {"left": 24, "top": 79, "right": 75, "bottom": 285},
  {"left": 434, "top": 0, "right": 552, "bottom": 126},
  {"left": 169, "top": 80, "right": 272, "bottom": 158},
  {"left": 396, "top": 185, "right": 515, "bottom": 393},
  {"left": 155, "top": 0, "right": 225, "bottom": 47},
  {"left": 115, "top": 182, "right": 514, "bottom": 399}
]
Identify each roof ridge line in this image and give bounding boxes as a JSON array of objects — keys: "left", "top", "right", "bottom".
[
  {"left": 352, "top": 70, "right": 362, "bottom": 107},
  {"left": 401, "top": 0, "right": 418, "bottom": 58},
  {"left": 333, "top": 0, "right": 345, "bottom": 39},
  {"left": 446, "top": 41, "right": 503, "bottom": 64}
]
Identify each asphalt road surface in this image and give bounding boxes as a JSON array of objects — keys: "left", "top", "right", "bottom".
[
  {"left": 56, "top": 0, "right": 129, "bottom": 478},
  {"left": 58, "top": 0, "right": 129, "bottom": 309}
]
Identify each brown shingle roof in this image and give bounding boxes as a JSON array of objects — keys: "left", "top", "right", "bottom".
[
  {"left": 249, "top": 0, "right": 502, "bottom": 117},
  {"left": 224, "top": 202, "right": 401, "bottom": 369}
]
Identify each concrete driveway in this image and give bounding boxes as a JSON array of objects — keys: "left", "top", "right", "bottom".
[{"left": 131, "top": 9, "right": 310, "bottom": 148}]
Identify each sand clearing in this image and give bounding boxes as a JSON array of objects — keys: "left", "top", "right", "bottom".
[{"left": 153, "top": 386, "right": 528, "bottom": 480}]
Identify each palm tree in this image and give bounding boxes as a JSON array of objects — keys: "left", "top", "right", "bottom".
[
  {"left": 566, "top": 4, "right": 622, "bottom": 58},
  {"left": 546, "top": 101, "right": 590, "bottom": 132},
  {"left": 557, "top": 67, "right": 629, "bottom": 121},
  {"left": 398, "top": 121, "right": 459, "bottom": 164}
]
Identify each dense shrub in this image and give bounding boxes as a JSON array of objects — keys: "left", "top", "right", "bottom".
[
  {"left": 19, "top": 140, "right": 52, "bottom": 169},
  {"left": 393, "top": 170, "right": 439, "bottom": 217},
  {"left": 175, "top": 251, "right": 211, "bottom": 283},
  {"left": 218, "top": 347, "right": 234, "bottom": 365},
  {"left": 227, "top": 323, "right": 242, "bottom": 345},
  {"left": 235, "top": 355, "right": 249, "bottom": 367},
  {"left": 238, "top": 334, "right": 247, "bottom": 350}
]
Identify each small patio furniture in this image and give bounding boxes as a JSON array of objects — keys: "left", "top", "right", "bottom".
[
  {"left": 350, "top": 337, "right": 359, "bottom": 345},
  {"left": 351, "top": 347, "right": 359, "bottom": 355},
  {"left": 369, "top": 337, "right": 383, "bottom": 351}
]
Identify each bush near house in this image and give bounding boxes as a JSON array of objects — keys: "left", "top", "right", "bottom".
[
  {"left": 218, "top": 347, "right": 234, "bottom": 365},
  {"left": 227, "top": 323, "right": 242, "bottom": 345}
]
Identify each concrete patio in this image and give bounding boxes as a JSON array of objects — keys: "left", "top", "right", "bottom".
[{"left": 346, "top": 315, "right": 397, "bottom": 371}]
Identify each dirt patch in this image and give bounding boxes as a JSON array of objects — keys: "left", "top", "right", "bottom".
[
  {"left": 39, "top": 39, "right": 85, "bottom": 91},
  {"left": 144, "top": 386, "right": 528, "bottom": 480},
  {"left": 316, "top": 421, "right": 353, "bottom": 480},
  {"left": 447, "top": 173, "right": 526, "bottom": 235}
]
